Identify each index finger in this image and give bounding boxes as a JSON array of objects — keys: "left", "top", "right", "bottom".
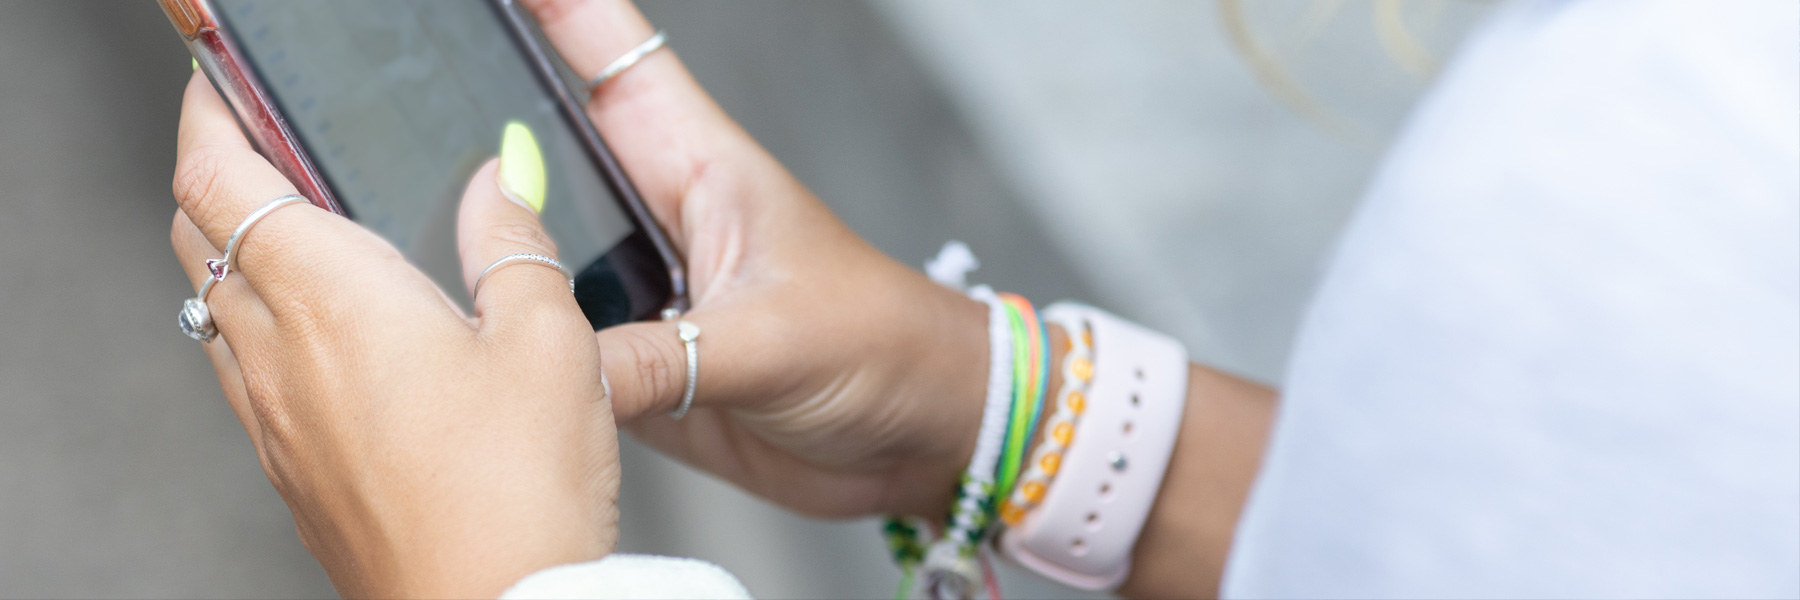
[
  {"left": 522, "top": 0, "right": 757, "bottom": 246},
  {"left": 171, "top": 71, "right": 311, "bottom": 252},
  {"left": 170, "top": 72, "right": 391, "bottom": 316},
  {"left": 170, "top": 72, "right": 342, "bottom": 270}
]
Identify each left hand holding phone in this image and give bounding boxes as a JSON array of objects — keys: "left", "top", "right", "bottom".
[{"left": 169, "top": 71, "right": 620, "bottom": 598}]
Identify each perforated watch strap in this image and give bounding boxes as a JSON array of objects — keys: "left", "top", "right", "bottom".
[{"left": 997, "top": 304, "right": 1188, "bottom": 590}]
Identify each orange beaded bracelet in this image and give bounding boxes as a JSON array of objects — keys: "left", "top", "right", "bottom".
[{"left": 998, "top": 309, "right": 1093, "bottom": 526}]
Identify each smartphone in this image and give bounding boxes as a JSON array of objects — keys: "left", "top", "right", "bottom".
[{"left": 159, "top": 0, "right": 686, "bottom": 329}]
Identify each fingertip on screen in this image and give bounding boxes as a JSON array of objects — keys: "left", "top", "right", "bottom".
[{"left": 498, "top": 120, "right": 547, "bottom": 214}]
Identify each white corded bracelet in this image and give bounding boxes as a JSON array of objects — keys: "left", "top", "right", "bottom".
[
  {"left": 996, "top": 303, "right": 1188, "bottom": 591},
  {"left": 962, "top": 285, "right": 1019, "bottom": 530},
  {"left": 912, "top": 283, "right": 1014, "bottom": 599}
]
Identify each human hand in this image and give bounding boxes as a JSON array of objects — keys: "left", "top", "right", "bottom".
[
  {"left": 525, "top": 0, "right": 994, "bottom": 519},
  {"left": 169, "top": 73, "right": 618, "bottom": 598}
]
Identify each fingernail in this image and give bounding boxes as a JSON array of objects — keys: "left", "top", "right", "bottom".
[
  {"left": 191, "top": 57, "right": 198, "bottom": 72},
  {"left": 497, "top": 120, "right": 546, "bottom": 214}
]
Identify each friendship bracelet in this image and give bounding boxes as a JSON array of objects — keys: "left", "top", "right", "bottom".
[
  {"left": 887, "top": 284, "right": 1017, "bottom": 600},
  {"left": 1030, "top": 305, "right": 1051, "bottom": 462},
  {"left": 951, "top": 285, "right": 1018, "bottom": 545},
  {"left": 994, "top": 294, "right": 1048, "bottom": 503},
  {"left": 1018, "top": 294, "right": 1053, "bottom": 473},
  {"left": 995, "top": 298, "right": 1031, "bottom": 500},
  {"left": 883, "top": 518, "right": 928, "bottom": 598},
  {"left": 999, "top": 310, "right": 1092, "bottom": 525}
]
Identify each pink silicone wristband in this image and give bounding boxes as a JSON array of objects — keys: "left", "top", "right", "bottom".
[{"left": 996, "top": 303, "right": 1187, "bottom": 591}]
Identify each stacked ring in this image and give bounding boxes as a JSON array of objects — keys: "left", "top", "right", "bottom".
[
  {"left": 588, "top": 30, "right": 667, "bottom": 89},
  {"left": 178, "top": 194, "right": 310, "bottom": 343},
  {"left": 668, "top": 320, "right": 701, "bottom": 419},
  {"left": 473, "top": 253, "right": 574, "bottom": 300}
]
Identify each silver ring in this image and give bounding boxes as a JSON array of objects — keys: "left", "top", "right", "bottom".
[
  {"left": 587, "top": 30, "right": 666, "bottom": 89},
  {"left": 178, "top": 194, "right": 310, "bottom": 342},
  {"left": 473, "top": 253, "right": 575, "bottom": 301},
  {"left": 669, "top": 320, "right": 700, "bottom": 419}
]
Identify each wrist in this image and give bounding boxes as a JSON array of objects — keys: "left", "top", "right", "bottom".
[
  {"left": 388, "top": 523, "right": 612, "bottom": 598},
  {"left": 889, "top": 293, "right": 1070, "bottom": 521},
  {"left": 1118, "top": 364, "right": 1274, "bottom": 598},
  {"left": 886, "top": 278, "right": 993, "bottom": 518},
  {"left": 339, "top": 471, "right": 618, "bottom": 597}
]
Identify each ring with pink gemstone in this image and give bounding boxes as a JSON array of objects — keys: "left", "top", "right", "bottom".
[{"left": 178, "top": 194, "right": 310, "bottom": 342}]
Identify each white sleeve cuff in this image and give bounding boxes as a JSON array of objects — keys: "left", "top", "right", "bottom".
[{"left": 500, "top": 554, "right": 751, "bottom": 600}]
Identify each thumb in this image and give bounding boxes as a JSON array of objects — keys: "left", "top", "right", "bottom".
[
  {"left": 594, "top": 319, "right": 694, "bottom": 421},
  {"left": 457, "top": 140, "right": 581, "bottom": 337},
  {"left": 598, "top": 310, "right": 771, "bottom": 422}
]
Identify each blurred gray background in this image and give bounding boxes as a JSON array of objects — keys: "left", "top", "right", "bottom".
[{"left": 0, "top": 1, "right": 1487, "bottom": 597}]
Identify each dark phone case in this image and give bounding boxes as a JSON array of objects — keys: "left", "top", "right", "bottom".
[{"left": 157, "top": 0, "right": 686, "bottom": 326}]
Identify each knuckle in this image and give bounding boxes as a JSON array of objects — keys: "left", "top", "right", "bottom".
[
  {"left": 255, "top": 441, "right": 287, "bottom": 495},
  {"left": 265, "top": 289, "right": 351, "bottom": 347},
  {"left": 256, "top": 284, "right": 360, "bottom": 358},
  {"left": 487, "top": 220, "right": 560, "bottom": 257},
  {"left": 171, "top": 145, "right": 238, "bottom": 223},
  {"left": 614, "top": 326, "right": 684, "bottom": 409}
]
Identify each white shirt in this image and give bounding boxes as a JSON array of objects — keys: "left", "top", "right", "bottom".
[
  {"left": 501, "top": 554, "right": 749, "bottom": 600},
  {"left": 1225, "top": 0, "right": 1799, "bottom": 597}
]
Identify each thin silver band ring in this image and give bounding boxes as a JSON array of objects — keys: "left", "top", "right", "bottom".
[
  {"left": 225, "top": 195, "right": 310, "bottom": 272},
  {"left": 200, "top": 194, "right": 310, "bottom": 304},
  {"left": 178, "top": 194, "right": 310, "bottom": 343},
  {"left": 473, "top": 253, "right": 575, "bottom": 301},
  {"left": 587, "top": 30, "right": 666, "bottom": 89},
  {"left": 669, "top": 320, "right": 700, "bottom": 419}
]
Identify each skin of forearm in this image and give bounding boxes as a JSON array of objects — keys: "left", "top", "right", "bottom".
[{"left": 1118, "top": 362, "right": 1275, "bottom": 599}]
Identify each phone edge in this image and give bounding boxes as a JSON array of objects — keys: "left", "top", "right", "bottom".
[{"left": 159, "top": 0, "right": 346, "bottom": 217}]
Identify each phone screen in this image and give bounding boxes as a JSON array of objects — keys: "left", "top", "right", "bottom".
[{"left": 213, "top": 0, "right": 633, "bottom": 307}]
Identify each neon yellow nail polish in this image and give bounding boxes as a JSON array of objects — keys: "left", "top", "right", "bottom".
[
  {"left": 191, "top": 57, "right": 198, "bottom": 72},
  {"left": 497, "top": 120, "right": 547, "bottom": 213}
]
